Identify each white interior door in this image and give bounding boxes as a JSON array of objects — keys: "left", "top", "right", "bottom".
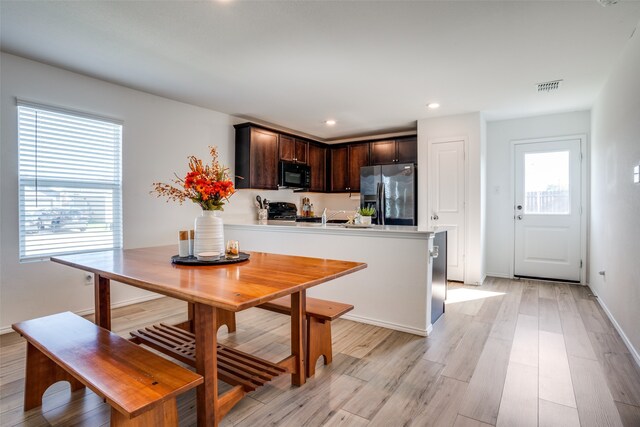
[
  {"left": 514, "top": 139, "right": 582, "bottom": 281},
  {"left": 429, "top": 140, "right": 465, "bottom": 282}
]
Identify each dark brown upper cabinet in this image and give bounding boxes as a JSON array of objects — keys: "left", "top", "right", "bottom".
[
  {"left": 279, "top": 135, "right": 308, "bottom": 164},
  {"left": 370, "top": 140, "right": 396, "bottom": 165},
  {"left": 307, "top": 143, "right": 326, "bottom": 192},
  {"left": 329, "top": 143, "right": 369, "bottom": 192},
  {"left": 329, "top": 146, "right": 348, "bottom": 192},
  {"left": 348, "top": 143, "right": 369, "bottom": 192},
  {"left": 234, "top": 124, "right": 279, "bottom": 190},
  {"left": 396, "top": 137, "right": 418, "bottom": 163},
  {"left": 370, "top": 137, "right": 417, "bottom": 165},
  {"left": 234, "top": 122, "right": 415, "bottom": 191}
]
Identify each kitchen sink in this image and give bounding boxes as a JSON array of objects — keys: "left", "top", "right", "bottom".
[
  {"left": 295, "top": 216, "right": 322, "bottom": 223},
  {"left": 294, "top": 218, "right": 349, "bottom": 224}
]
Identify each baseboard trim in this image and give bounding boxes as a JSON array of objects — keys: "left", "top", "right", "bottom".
[
  {"left": 589, "top": 286, "right": 640, "bottom": 369},
  {"left": 0, "top": 293, "right": 165, "bottom": 335},
  {"left": 486, "top": 272, "right": 511, "bottom": 279},
  {"left": 341, "top": 313, "right": 431, "bottom": 337}
]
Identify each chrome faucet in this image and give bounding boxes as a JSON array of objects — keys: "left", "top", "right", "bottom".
[{"left": 321, "top": 209, "right": 351, "bottom": 225}]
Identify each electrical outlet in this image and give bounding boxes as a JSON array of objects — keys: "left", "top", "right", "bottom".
[{"left": 84, "top": 274, "right": 93, "bottom": 286}]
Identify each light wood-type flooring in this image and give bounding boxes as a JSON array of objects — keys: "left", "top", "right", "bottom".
[{"left": 1, "top": 278, "right": 639, "bottom": 426}]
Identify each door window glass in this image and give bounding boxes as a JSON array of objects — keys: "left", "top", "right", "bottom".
[{"left": 524, "top": 151, "right": 570, "bottom": 214}]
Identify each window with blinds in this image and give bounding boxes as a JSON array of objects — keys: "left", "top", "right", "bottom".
[{"left": 18, "top": 101, "right": 123, "bottom": 261}]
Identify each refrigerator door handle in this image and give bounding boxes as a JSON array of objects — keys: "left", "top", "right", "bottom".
[
  {"left": 375, "top": 182, "right": 380, "bottom": 225},
  {"left": 379, "top": 182, "right": 386, "bottom": 225},
  {"left": 376, "top": 182, "right": 380, "bottom": 224}
]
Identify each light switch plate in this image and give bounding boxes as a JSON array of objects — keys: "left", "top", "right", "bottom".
[{"left": 634, "top": 164, "right": 639, "bottom": 184}]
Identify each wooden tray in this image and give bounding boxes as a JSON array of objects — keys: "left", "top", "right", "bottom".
[{"left": 171, "top": 252, "right": 250, "bottom": 266}]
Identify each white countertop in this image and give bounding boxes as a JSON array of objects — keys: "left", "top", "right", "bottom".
[{"left": 224, "top": 219, "right": 442, "bottom": 239}]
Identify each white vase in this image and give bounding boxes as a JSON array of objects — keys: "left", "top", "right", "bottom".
[
  {"left": 361, "top": 216, "right": 372, "bottom": 225},
  {"left": 194, "top": 210, "right": 224, "bottom": 257}
]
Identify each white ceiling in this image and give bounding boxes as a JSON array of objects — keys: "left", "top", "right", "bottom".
[{"left": 1, "top": 1, "right": 639, "bottom": 140}]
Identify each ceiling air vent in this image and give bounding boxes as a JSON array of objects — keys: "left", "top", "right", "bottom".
[
  {"left": 596, "top": 0, "right": 618, "bottom": 7},
  {"left": 536, "top": 80, "right": 563, "bottom": 93}
]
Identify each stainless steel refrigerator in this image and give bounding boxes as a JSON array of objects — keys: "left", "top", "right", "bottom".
[{"left": 360, "top": 164, "right": 416, "bottom": 226}]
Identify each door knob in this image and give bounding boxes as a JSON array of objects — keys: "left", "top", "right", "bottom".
[
  {"left": 517, "top": 215, "right": 523, "bottom": 220},
  {"left": 431, "top": 214, "right": 439, "bottom": 221}
]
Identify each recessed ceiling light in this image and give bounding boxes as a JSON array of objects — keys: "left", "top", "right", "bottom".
[
  {"left": 325, "top": 120, "right": 336, "bottom": 126},
  {"left": 427, "top": 103, "right": 440, "bottom": 109}
]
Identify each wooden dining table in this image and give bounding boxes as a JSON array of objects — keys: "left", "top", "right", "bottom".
[{"left": 51, "top": 245, "right": 366, "bottom": 426}]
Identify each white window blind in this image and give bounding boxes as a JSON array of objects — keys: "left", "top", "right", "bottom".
[{"left": 18, "top": 101, "right": 123, "bottom": 261}]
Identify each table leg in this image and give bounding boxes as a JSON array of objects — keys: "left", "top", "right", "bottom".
[
  {"left": 291, "top": 290, "right": 306, "bottom": 386},
  {"left": 94, "top": 274, "right": 111, "bottom": 330},
  {"left": 194, "top": 303, "right": 219, "bottom": 426},
  {"left": 187, "top": 302, "right": 195, "bottom": 333}
]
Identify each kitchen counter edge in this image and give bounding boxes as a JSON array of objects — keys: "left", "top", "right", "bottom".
[{"left": 224, "top": 220, "right": 445, "bottom": 239}]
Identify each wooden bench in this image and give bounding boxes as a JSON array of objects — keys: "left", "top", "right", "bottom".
[
  {"left": 12, "top": 312, "right": 203, "bottom": 426},
  {"left": 261, "top": 296, "right": 354, "bottom": 376},
  {"left": 217, "top": 297, "right": 353, "bottom": 377}
]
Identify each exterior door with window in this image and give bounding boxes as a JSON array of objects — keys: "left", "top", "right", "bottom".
[{"left": 514, "top": 138, "right": 582, "bottom": 281}]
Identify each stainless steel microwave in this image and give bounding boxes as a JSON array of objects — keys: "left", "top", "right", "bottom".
[{"left": 278, "top": 161, "right": 311, "bottom": 189}]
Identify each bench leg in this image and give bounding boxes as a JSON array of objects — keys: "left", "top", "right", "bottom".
[
  {"left": 24, "top": 342, "right": 85, "bottom": 411},
  {"left": 306, "top": 317, "right": 332, "bottom": 378},
  {"left": 110, "top": 398, "right": 177, "bottom": 426}
]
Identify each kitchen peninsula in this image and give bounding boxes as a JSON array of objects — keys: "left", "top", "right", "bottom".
[{"left": 224, "top": 221, "right": 445, "bottom": 336}]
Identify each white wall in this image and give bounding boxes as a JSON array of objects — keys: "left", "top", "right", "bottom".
[
  {"left": 485, "top": 111, "right": 591, "bottom": 278},
  {"left": 417, "top": 112, "right": 485, "bottom": 285},
  {"left": 0, "top": 53, "right": 242, "bottom": 331},
  {"left": 589, "top": 30, "right": 640, "bottom": 360}
]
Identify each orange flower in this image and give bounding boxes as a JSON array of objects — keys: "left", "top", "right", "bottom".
[{"left": 151, "top": 146, "right": 236, "bottom": 211}]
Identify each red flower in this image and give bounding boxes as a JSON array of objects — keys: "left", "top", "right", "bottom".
[{"left": 152, "top": 146, "right": 236, "bottom": 211}]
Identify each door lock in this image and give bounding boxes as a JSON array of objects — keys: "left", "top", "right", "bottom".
[
  {"left": 431, "top": 214, "right": 439, "bottom": 221},
  {"left": 516, "top": 205, "right": 523, "bottom": 210}
]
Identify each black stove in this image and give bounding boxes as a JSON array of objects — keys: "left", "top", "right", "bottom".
[{"left": 267, "top": 202, "right": 297, "bottom": 221}]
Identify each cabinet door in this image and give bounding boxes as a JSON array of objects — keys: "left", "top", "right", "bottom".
[
  {"left": 294, "top": 139, "right": 308, "bottom": 164},
  {"left": 279, "top": 135, "right": 295, "bottom": 162},
  {"left": 370, "top": 140, "right": 396, "bottom": 165},
  {"left": 308, "top": 143, "right": 325, "bottom": 192},
  {"left": 397, "top": 137, "right": 417, "bottom": 164},
  {"left": 330, "top": 147, "right": 348, "bottom": 192},
  {"left": 251, "top": 128, "right": 279, "bottom": 189},
  {"left": 348, "top": 143, "right": 370, "bottom": 192}
]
